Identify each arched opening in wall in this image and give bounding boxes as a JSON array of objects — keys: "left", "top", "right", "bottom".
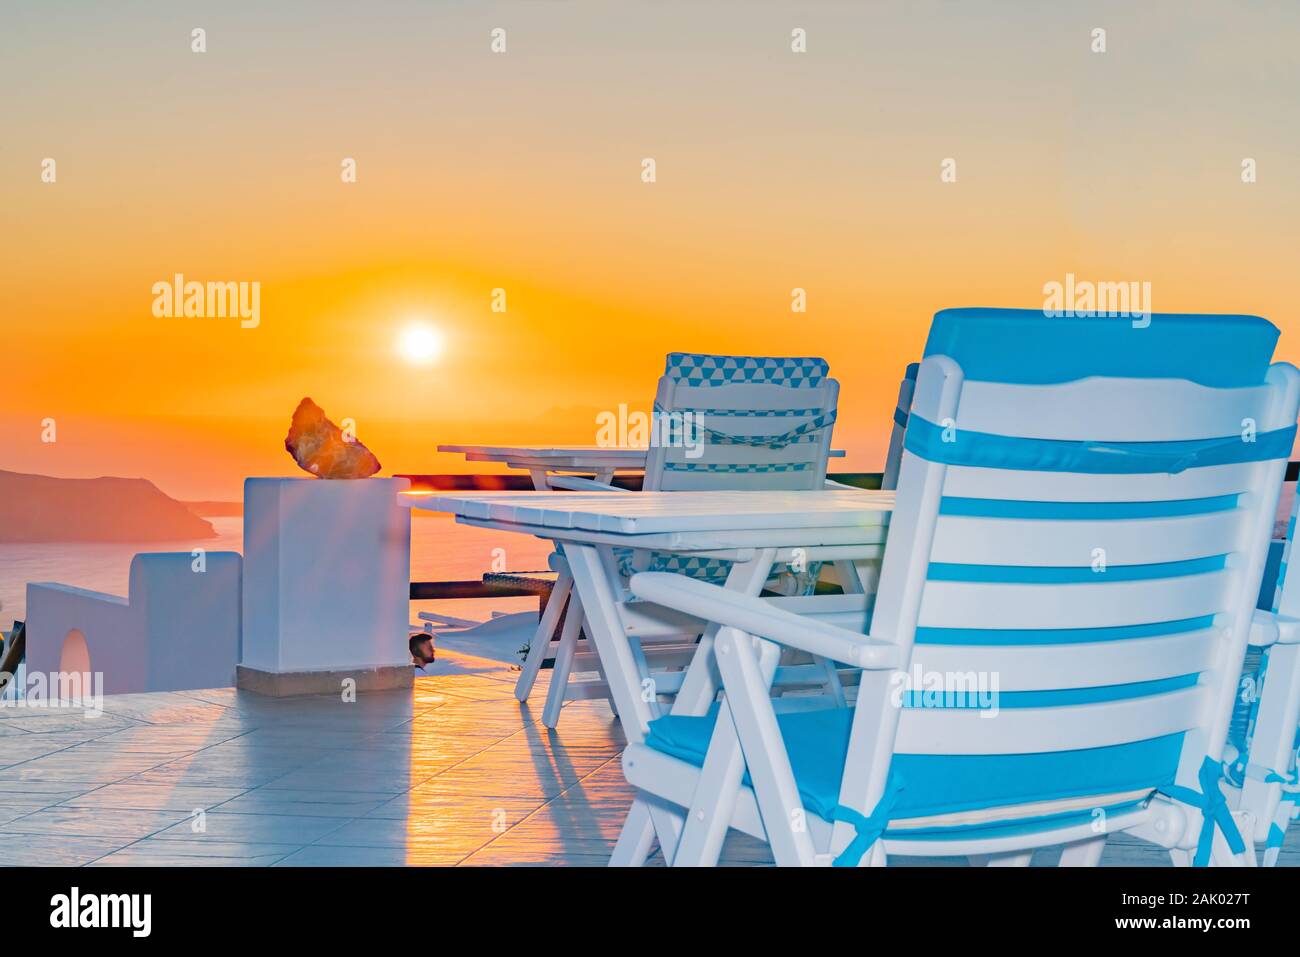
[{"left": 57, "top": 629, "right": 92, "bottom": 703}]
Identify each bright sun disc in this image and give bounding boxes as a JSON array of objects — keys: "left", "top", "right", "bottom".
[{"left": 398, "top": 324, "right": 444, "bottom": 365}]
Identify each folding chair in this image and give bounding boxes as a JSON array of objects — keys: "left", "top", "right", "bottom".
[
  {"left": 515, "top": 353, "right": 842, "bottom": 727},
  {"left": 619, "top": 308, "right": 1296, "bottom": 866},
  {"left": 1226, "top": 492, "right": 1300, "bottom": 864}
]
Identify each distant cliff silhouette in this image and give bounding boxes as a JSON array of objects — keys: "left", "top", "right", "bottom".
[{"left": 0, "top": 470, "right": 217, "bottom": 543}]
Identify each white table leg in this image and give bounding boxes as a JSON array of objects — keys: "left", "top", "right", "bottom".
[
  {"left": 851, "top": 555, "right": 882, "bottom": 595},
  {"left": 563, "top": 543, "right": 659, "bottom": 731},
  {"left": 832, "top": 558, "right": 866, "bottom": 595},
  {"left": 812, "top": 654, "right": 847, "bottom": 708},
  {"left": 671, "top": 554, "right": 778, "bottom": 717},
  {"left": 668, "top": 550, "right": 778, "bottom": 866},
  {"left": 564, "top": 542, "right": 688, "bottom": 861},
  {"left": 542, "top": 593, "right": 586, "bottom": 728},
  {"left": 515, "top": 466, "right": 568, "bottom": 700},
  {"left": 591, "top": 640, "right": 619, "bottom": 717},
  {"left": 514, "top": 568, "right": 572, "bottom": 702},
  {"left": 802, "top": 557, "right": 870, "bottom": 705}
]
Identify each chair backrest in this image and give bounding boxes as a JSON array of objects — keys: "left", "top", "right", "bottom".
[
  {"left": 1227, "top": 485, "right": 1300, "bottom": 854},
  {"left": 881, "top": 362, "right": 919, "bottom": 491},
  {"left": 1226, "top": 494, "right": 1294, "bottom": 786},
  {"left": 645, "top": 353, "right": 839, "bottom": 492},
  {"left": 842, "top": 308, "right": 1297, "bottom": 837}
]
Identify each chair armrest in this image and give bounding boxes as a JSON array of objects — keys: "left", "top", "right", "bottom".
[
  {"left": 1250, "top": 609, "right": 1280, "bottom": 648},
  {"left": 1277, "top": 615, "right": 1300, "bottom": 645},
  {"left": 546, "top": 475, "right": 629, "bottom": 492},
  {"left": 629, "top": 572, "right": 899, "bottom": 669},
  {"left": 1248, "top": 609, "right": 1300, "bottom": 647}
]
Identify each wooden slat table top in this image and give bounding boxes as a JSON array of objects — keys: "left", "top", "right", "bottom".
[
  {"left": 405, "top": 488, "right": 893, "bottom": 536},
  {"left": 437, "top": 444, "right": 845, "bottom": 470}
]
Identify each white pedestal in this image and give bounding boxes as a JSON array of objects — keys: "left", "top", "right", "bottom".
[{"left": 239, "top": 477, "right": 412, "bottom": 695}]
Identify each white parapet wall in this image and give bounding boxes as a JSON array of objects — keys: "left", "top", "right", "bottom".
[
  {"left": 238, "top": 476, "right": 412, "bottom": 695},
  {"left": 25, "top": 552, "right": 243, "bottom": 697}
]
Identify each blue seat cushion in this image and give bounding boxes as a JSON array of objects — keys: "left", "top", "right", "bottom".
[
  {"left": 925, "top": 308, "right": 1278, "bottom": 388},
  {"left": 645, "top": 705, "right": 1182, "bottom": 832}
]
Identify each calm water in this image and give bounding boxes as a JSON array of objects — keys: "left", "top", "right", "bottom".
[{"left": 0, "top": 515, "right": 554, "bottom": 630}]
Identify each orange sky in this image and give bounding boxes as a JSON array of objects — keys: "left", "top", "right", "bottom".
[{"left": 3, "top": 1, "right": 1299, "bottom": 499}]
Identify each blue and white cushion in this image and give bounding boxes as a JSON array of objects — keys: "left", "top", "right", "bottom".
[
  {"left": 664, "top": 353, "right": 828, "bottom": 388},
  {"left": 636, "top": 352, "right": 835, "bottom": 589}
]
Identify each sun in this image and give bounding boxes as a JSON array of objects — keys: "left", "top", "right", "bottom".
[{"left": 397, "top": 323, "right": 444, "bottom": 365}]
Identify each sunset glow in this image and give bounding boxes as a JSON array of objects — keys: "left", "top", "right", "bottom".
[
  {"left": 398, "top": 323, "right": 445, "bottom": 366},
  {"left": 3, "top": 3, "right": 1299, "bottom": 502}
]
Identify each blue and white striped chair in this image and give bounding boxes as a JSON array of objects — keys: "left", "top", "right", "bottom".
[
  {"left": 519, "top": 353, "right": 842, "bottom": 727},
  {"left": 620, "top": 308, "right": 1298, "bottom": 866},
  {"left": 1226, "top": 492, "right": 1300, "bottom": 865}
]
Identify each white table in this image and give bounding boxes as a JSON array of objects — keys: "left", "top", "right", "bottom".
[
  {"left": 438, "top": 443, "right": 847, "bottom": 491},
  {"left": 404, "top": 488, "right": 893, "bottom": 863}
]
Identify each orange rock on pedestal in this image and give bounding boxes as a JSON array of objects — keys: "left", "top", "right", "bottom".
[{"left": 284, "top": 398, "right": 381, "bottom": 479}]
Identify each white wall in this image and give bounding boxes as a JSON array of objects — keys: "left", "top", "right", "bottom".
[{"left": 25, "top": 552, "right": 242, "bottom": 696}]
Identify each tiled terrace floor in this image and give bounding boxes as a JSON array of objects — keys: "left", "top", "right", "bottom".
[{"left": 0, "top": 651, "right": 1295, "bottom": 867}]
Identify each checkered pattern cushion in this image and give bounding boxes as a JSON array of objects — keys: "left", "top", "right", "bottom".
[
  {"left": 620, "top": 352, "right": 835, "bottom": 593},
  {"left": 665, "top": 353, "right": 829, "bottom": 388},
  {"left": 615, "top": 547, "right": 732, "bottom": 585},
  {"left": 656, "top": 400, "right": 836, "bottom": 452},
  {"left": 686, "top": 407, "right": 824, "bottom": 417},
  {"left": 615, "top": 547, "right": 823, "bottom": 593},
  {"left": 662, "top": 461, "right": 814, "bottom": 474}
]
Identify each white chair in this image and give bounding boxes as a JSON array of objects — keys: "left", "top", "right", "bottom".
[
  {"left": 513, "top": 353, "right": 841, "bottom": 727},
  {"left": 825, "top": 360, "right": 918, "bottom": 596},
  {"left": 1226, "top": 493, "right": 1300, "bottom": 864},
  {"left": 619, "top": 307, "right": 1298, "bottom": 866},
  {"left": 882, "top": 361, "right": 918, "bottom": 491}
]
